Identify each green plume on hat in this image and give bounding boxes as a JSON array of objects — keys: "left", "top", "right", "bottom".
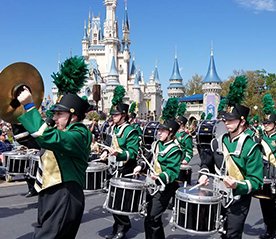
[
  {"left": 226, "top": 75, "right": 248, "bottom": 106},
  {"left": 161, "top": 98, "right": 178, "bottom": 121},
  {"left": 51, "top": 56, "right": 88, "bottom": 95},
  {"left": 262, "top": 93, "right": 275, "bottom": 115},
  {"left": 129, "top": 102, "right": 137, "bottom": 114},
  {"left": 218, "top": 98, "right": 227, "bottom": 112},
  {"left": 206, "top": 113, "right": 213, "bottom": 120},
  {"left": 111, "top": 85, "right": 126, "bottom": 106},
  {"left": 200, "top": 112, "right": 206, "bottom": 120},
  {"left": 177, "top": 102, "right": 187, "bottom": 117}
]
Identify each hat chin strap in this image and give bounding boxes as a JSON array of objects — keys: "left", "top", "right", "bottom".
[
  {"left": 66, "top": 113, "right": 73, "bottom": 128},
  {"left": 232, "top": 119, "right": 242, "bottom": 134}
]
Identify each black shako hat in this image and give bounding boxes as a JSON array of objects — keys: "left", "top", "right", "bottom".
[
  {"left": 177, "top": 116, "right": 188, "bottom": 125},
  {"left": 224, "top": 104, "right": 250, "bottom": 121},
  {"left": 110, "top": 102, "right": 129, "bottom": 115},
  {"left": 51, "top": 93, "right": 91, "bottom": 119},
  {"left": 158, "top": 119, "right": 180, "bottom": 135},
  {"left": 263, "top": 113, "right": 276, "bottom": 124}
]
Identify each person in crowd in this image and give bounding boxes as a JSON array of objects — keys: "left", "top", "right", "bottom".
[
  {"left": 101, "top": 102, "right": 139, "bottom": 239},
  {"left": 133, "top": 119, "right": 182, "bottom": 239},
  {"left": 90, "top": 117, "right": 101, "bottom": 142},
  {"left": 198, "top": 104, "right": 263, "bottom": 239},
  {"left": 17, "top": 87, "right": 92, "bottom": 239},
  {"left": 258, "top": 113, "right": 276, "bottom": 239}
]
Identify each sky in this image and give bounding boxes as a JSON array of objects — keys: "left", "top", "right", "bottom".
[{"left": 0, "top": 0, "right": 276, "bottom": 98}]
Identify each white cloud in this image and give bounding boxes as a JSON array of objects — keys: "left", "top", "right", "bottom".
[{"left": 235, "top": 0, "right": 276, "bottom": 12}]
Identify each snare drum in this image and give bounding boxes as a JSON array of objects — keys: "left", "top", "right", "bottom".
[
  {"left": 6, "top": 153, "right": 29, "bottom": 175},
  {"left": 178, "top": 164, "right": 192, "bottom": 185},
  {"left": 2, "top": 151, "right": 19, "bottom": 168},
  {"left": 28, "top": 155, "right": 39, "bottom": 179},
  {"left": 173, "top": 187, "right": 222, "bottom": 235},
  {"left": 105, "top": 177, "right": 146, "bottom": 215},
  {"left": 85, "top": 162, "right": 108, "bottom": 191},
  {"left": 253, "top": 178, "right": 275, "bottom": 200}
]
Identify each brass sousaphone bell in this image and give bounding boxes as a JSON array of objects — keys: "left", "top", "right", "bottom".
[{"left": 0, "top": 62, "right": 44, "bottom": 123}]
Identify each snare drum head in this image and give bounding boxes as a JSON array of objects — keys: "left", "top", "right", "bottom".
[
  {"left": 87, "top": 162, "right": 108, "bottom": 172},
  {"left": 110, "top": 177, "right": 145, "bottom": 189},
  {"left": 176, "top": 187, "right": 221, "bottom": 203}
]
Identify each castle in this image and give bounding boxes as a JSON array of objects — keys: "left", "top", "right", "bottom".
[{"left": 51, "top": 0, "right": 222, "bottom": 122}]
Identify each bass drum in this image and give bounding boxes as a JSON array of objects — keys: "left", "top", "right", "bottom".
[
  {"left": 142, "top": 121, "right": 160, "bottom": 149},
  {"left": 196, "top": 120, "right": 227, "bottom": 146}
]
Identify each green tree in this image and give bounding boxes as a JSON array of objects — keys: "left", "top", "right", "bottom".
[{"left": 184, "top": 74, "right": 203, "bottom": 95}]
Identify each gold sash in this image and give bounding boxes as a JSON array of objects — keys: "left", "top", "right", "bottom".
[
  {"left": 261, "top": 140, "right": 276, "bottom": 167},
  {"left": 223, "top": 145, "right": 244, "bottom": 181},
  {"left": 153, "top": 143, "right": 162, "bottom": 174}
]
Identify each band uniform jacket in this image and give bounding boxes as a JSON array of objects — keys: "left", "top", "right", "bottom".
[
  {"left": 151, "top": 139, "right": 182, "bottom": 185},
  {"left": 261, "top": 131, "right": 276, "bottom": 167},
  {"left": 112, "top": 122, "right": 139, "bottom": 174},
  {"left": 18, "top": 108, "right": 92, "bottom": 191},
  {"left": 175, "top": 130, "right": 193, "bottom": 163},
  {"left": 201, "top": 132, "right": 263, "bottom": 196}
]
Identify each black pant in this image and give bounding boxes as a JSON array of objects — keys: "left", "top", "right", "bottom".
[
  {"left": 144, "top": 181, "right": 178, "bottom": 239},
  {"left": 221, "top": 194, "right": 251, "bottom": 239},
  {"left": 260, "top": 197, "right": 276, "bottom": 232},
  {"left": 33, "top": 181, "right": 84, "bottom": 239}
]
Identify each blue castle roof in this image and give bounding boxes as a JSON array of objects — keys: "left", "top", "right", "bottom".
[
  {"left": 108, "top": 56, "right": 118, "bottom": 76},
  {"left": 203, "top": 49, "right": 221, "bottom": 83},
  {"left": 178, "top": 94, "right": 203, "bottom": 102},
  {"left": 169, "top": 57, "right": 183, "bottom": 80}
]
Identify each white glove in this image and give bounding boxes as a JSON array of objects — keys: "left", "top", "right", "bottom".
[
  {"left": 17, "top": 86, "right": 33, "bottom": 105},
  {"left": 133, "top": 165, "right": 142, "bottom": 175},
  {"left": 100, "top": 151, "right": 108, "bottom": 161}
]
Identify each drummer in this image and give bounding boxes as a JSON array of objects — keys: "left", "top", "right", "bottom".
[
  {"left": 198, "top": 103, "right": 263, "bottom": 239},
  {"left": 258, "top": 113, "right": 276, "bottom": 239},
  {"left": 101, "top": 101, "right": 139, "bottom": 239},
  {"left": 133, "top": 119, "right": 182, "bottom": 239},
  {"left": 175, "top": 116, "right": 193, "bottom": 169}
]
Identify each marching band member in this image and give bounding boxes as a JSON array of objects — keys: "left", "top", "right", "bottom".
[
  {"left": 258, "top": 111, "right": 276, "bottom": 239},
  {"left": 133, "top": 119, "right": 182, "bottom": 239},
  {"left": 16, "top": 56, "right": 92, "bottom": 239},
  {"left": 133, "top": 97, "right": 182, "bottom": 239},
  {"left": 17, "top": 89, "right": 92, "bottom": 239},
  {"left": 198, "top": 103, "right": 263, "bottom": 239},
  {"left": 102, "top": 86, "right": 140, "bottom": 239},
  {"left": 175, "top": 116, "right": 193, "bottom": 166}
]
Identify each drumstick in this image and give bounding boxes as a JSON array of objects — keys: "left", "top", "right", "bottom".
[
  {"left": 188, "top": 182, "right": 204, "bottom": 191},
  {"left": 124, "top": 172, "right": 135, "bottom": 177},
  {"left": 198, "top": 170, "right": 246, "bottom": 185},
  {"left": 97, "top": 143, "right": 112, "bottom": 151},
  {"left": 140, "top": 154, "right": 166, "bottom": 188}
]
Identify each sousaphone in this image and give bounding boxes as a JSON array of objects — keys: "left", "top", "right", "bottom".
[{"left": 0, "top": 62, "right": 44, "bottom": 123}]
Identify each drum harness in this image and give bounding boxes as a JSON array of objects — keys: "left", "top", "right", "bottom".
[
  {"left": 213, "top": 133, "right": 250, "bottom": 208},
  {"left": 260, "top": 138, "right": 276, "bottom": 196}
]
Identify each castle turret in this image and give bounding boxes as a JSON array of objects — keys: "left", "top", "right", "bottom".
[
  {"left": 202, "top": 47, "right": 222, "bottom": 119},
  {"left": 167, "top": 55, "right": 185, "bottom": 98}
]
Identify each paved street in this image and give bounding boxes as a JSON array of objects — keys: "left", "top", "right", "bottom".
[{"left": 0, "top": 151, "right": 266, "bottom": 239}]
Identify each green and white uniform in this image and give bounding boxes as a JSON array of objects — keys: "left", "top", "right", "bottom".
[{"left": 175, "top": 130, "right": 193, "bottom": 163}]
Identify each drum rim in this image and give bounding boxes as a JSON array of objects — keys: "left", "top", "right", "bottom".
[
  {"left": 176, "top": 187, "right": 222, "bottom": 203},
  {"left": 110, "top": 177, "right": 145, "bottom": 189},
  {"left": 86, "top": 164, "right": 109, "bottom": 172}
]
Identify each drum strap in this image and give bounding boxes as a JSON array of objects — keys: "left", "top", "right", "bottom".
[
  {"left": 222, "top": 143, "right": 244, "bottom": 181},
  {"left": 261, "top": 139, "right": 276, "bottom": 167}
]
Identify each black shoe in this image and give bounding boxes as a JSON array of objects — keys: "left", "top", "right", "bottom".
[
  {"left": 113, "top": 232, "right": 126, "bottom": 239},
  {"left": 25, "top": 191, "right": 38, "bottom": 198}
]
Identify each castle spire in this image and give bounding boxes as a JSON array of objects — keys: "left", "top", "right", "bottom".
[
  {"left": 108, "top": 56, "right": 118, "bottom": 76},
  {"left": 203, "top": 46, "right": 221, "bottom": 83},
  {"left": 169, "top": 55, "right": 183, "bottom": 81}
]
